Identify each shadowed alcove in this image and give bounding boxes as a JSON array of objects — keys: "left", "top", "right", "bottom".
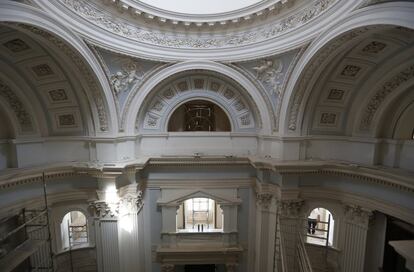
[{"left": 168, "top": 100, "right": 231, "bottom": 132}]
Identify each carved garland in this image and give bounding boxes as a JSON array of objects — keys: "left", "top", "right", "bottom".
[
  {"left": 59, "top": 0, "right": 337, "bottom": 49},
  {"left": 360, "top": 64, "right": 414, "bottom": 130},
  {"left": 16, "top": 24, "right": 109, "bottom": 131}
]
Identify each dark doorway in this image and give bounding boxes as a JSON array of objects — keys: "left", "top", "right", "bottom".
[
  {"left": 382, "top": 216, "right": 414, "bottom": 272},
  {"left": 184, "top": 264, "right": 216, "bottom": 272}
]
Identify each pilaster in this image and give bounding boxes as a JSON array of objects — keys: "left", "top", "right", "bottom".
[
  {"left": 255, "top": 182, "right": 279, "bottom": 272},
  {"left": 279, "top": 199, "right": 305, "bottom": 272},
  {"left": 340, "top": 205, "right": 372, "bottom": 272},
  {"left": 118, "top": 183, "right": 144, "bottom": 272}
]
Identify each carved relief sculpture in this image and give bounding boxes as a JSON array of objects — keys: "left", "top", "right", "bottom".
[{"left": 110, "top": 61, "right": 143, "bottom": 96}]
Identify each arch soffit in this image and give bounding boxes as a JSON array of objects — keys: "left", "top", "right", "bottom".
[
  {"left": 0, "top": 2, "right": 117, "bottom": 135},
  {"left": 166, "top": 96, "right": 236, "bottom": 132},
  {"left": 0, "top": 69, "right": 44, "bottom": 136},
  {"left": 125, "top": 61, "right": 272, "bottom": 134},
  {"left": 280, "top": 2, "right": 414, "bottom": 136}
]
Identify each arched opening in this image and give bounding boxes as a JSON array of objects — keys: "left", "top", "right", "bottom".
[
  {"left": 168, "top": 100, "right": 231, "bottom": 132},
  {"left": 176, "top": 198, "right": 223, "bottom": 232},
  {"left": 60, "top": 211, "right": 88, "bottom": 250},
  {"left": 306, "top": 207, "right": 335, "bottom": 246}
]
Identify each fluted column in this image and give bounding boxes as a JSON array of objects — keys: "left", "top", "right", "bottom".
[
  {"left": 255, "top": 183, "right": 278, "bottom": 272},
  {"left": 90, "top": 199, "right": 120, "bottom": 272},
  {"left": 118, "top": 184, "right": 144, "bottom": 272},
  {"left": 340, "top": 205, "right": 372, "bottom": 272},
  {"left": 279, "top": 200, "right": 305, "bottom": 272},
  {"left": 89, "top": 176, "right": 120, "bottom": 272}
]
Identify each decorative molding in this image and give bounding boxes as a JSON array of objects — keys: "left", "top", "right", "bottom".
[
  {"left": 0, "top": 78, "right": 33, "bottom": 132},
  {"left": 344, "top": 204, "right": 372, "bottom": 227},
  {"left": 360, "top": 64, "right": 414, "bottom": 130},
  {"left": 256, "top": 192, "right": 274, "bottom": 210},
  {"left": 58, "top": 0, "right": 337, "bottom": 49},
  {"left": 138, "top": 72, "right": 258, "bottom": 132},
  {"left": 110, "top": 60, "right": 144, "bottom": 96},
  {"left": 280, "top": 200, "right": 304, "bottom": 218},
  {"left": 288, "top": 27, "right": 374, "bottom": 131},
  {"left": 89, "top": 200, "right": 119, "bottom": 218},
  {"left": 16, "top": 24, "right": 109, "bottom": 131}
]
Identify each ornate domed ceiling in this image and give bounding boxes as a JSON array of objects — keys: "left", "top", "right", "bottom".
[
  {"left": 137, "top": 0, "right": 264, "bottom": 15},
  {"left": 36, "top": 0, "right": 362, "bottom": 61}
]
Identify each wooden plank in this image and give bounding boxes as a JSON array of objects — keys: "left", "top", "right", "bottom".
[{"left": 0, "top": 239, "right": 45, "bottom": 272}]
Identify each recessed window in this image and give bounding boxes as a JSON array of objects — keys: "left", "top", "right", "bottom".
[
  {"left": 306, "top": 207, "right": 335, "bottom": 246},
  {"left": 168, "top": 100, "right": 231, "bottom": 132},
  {"left": 60, "top": 211, "right": 88, "bottom": 250},
  {"left": 177, "top": 198, "right": 223, "bottom": 232}
]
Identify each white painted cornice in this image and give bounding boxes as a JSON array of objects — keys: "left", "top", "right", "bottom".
[
  {"left": 33, "top": 0, "right": 362, "bottom": 61},
  {"left": 101, "top": 0, "right": 289, "bottom": 26}
]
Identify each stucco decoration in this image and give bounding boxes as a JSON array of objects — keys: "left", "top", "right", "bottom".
[
  {"left": 110, "top": 61, "right": 143, "bottom": 96},
  {"left": 235, "top": 49, "right": 301, "bottom": 131},
  {"left": 344, "top": 205, "right": 372, "bottom": 228},
  {"left": 91, "top": 47, "right": 166, "bottom": 131},
  {"left": 15, "top": 24, "right": 110, "bottom": 132},
  {"left": 136, "top": 72, "right": 260, "bottom": 132},
  {"left": 360, "top": 64, "right": 414, "bottom": 130},
  {"left": 0, "top": 78, "right": 33, "bottom": 132},
  {"left": 58, "top": 0, "right": 337, "bottom": 49},
  {"left": 287, "top": 27, "right": 374, "bottom": 131}
]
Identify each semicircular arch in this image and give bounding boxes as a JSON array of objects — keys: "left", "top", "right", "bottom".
[
  {"left": 125, "top": 61, "right": 272, "bottom": 134},
  {"left": 0, "top": 1, "right": 117, "bottom": 135},
  {"left": 280, "top": 2, "right": 414, "bottom": 136}
]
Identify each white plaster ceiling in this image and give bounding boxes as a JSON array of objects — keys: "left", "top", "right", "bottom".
[
  {"left": 138, "top": 0, "right": 263, "bottom": 14},
  {"left": 301, "top": 26, "right": 414, "bottom": 138},
  {"left": 0, "top": 25, "right": 91, "bottom": 137}
]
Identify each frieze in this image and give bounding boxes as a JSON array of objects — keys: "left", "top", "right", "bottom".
[{"left": 59, "top": 0, "right": 337, "bottom": 49}]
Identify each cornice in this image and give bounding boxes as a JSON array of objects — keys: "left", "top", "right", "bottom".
[
  {"left": 0, "top": 157, "right": 413, "bottom": 195},
  {"left": 100, "top": 0, "right": 291, "bottom": 26},
  {"left": 33, "top": 0, "right": 360, "bottom": 61}
]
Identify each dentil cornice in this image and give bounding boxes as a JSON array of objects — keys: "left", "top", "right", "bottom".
[{"left": 33, "top": 0, "right": 362, "bottom": 61}]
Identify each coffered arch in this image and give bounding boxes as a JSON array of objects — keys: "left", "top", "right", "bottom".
[
  {"left": 125, "top": 61, "right": 272, "bottom": 134},
  {"left": 280, "top": 2, "right": 414, "bottom": 137},
  {"left": 0, "top": 1, "right": 118, "bottom": 135}
]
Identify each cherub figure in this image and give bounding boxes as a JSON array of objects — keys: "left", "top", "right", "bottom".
[
  {"left": 110, "top": 61, "right": 143, "bottom": 96},
  {"left": 253, "top": 59, "right": 273, "bottom": 79}
]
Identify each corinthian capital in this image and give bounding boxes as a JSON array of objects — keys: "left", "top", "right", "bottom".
[
  {"left": 280, "top": 200, "right": 304, "bottom": 218},
  {"left": 344, "top": 205, "right": 372, "bottom": 227},
  {"left": 88, "top": 200, "right": 119, "bottom": 219},
  {"left": 256, "top": 192, "right": 274, "bottom": 209}
]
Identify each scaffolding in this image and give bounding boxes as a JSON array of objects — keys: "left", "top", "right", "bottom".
[{"left": 0, "top": 173, "right": 54, "bottom": 272}]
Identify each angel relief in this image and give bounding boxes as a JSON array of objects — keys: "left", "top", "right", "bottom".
[
  {"left": 110, "top": 61, "right": 144, "bottom": 96},
  {"left": 252, "top": 58, "right": 284, "bottom": 96}
]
